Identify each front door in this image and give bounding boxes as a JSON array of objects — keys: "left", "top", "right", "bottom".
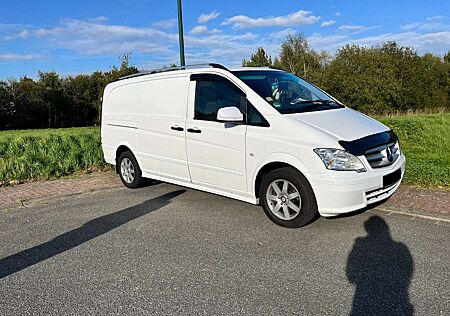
[{"left": 186, "top": 75, "right": 247, "bottom": 194}]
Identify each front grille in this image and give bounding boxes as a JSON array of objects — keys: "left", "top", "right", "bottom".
[{"left": 364, "top": 142, "right": 400, "bottom": 168}]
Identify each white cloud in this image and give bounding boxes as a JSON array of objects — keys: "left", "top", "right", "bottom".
[
  {"left": 153, "top": 18, "right": 177, "bottom": 29},
  {"left": 28, "top": 18, "right": 178, "bottom": 56},
  {"left": 308, "top": 31, "right": 450, "bottom": 55},
  {"left": 222, "top": 10, "right": 320, "bottom": 29},
  {"left": 425, "top": 15, "right": 444, "bottom": 21},
  {"left": 267, "top": 28, "right": 295, "bottom": 40},
  {"left": 337, "top": 24, "right": 378, "bottom": 33},
  {"left": 3, "top": 30, "right": 30, "bottom": 40},
  {"left": 335, "top": 12, "right": 342, "bottom": 17},
  {"left": 198, "top": 10, "right": 220, "bottom": 23},
  {"left": 400, "top": 21, "right": 448, "bottom": 31},
  {"left": 186, "top": 32, "right": 259, "bottom": 49},
  {"left": 88, "top": 16, "right": 109, "bottom": 23},
  {"left": 0, "top": 53, "right": 43, "bottom": 61},
  {"left": 321, "top": 20, "right": 337, "bottom": 27},
  {"left": 3, "top": 17, "right": 265, "bottom": 68},
  {"left": 190, "top": 25, "right": 208, "bottom": 34}
]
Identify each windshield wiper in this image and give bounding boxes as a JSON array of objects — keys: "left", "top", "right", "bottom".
[
  {"left": 290, "top": 98, "right": 337, "bottom": 105},
  {"left": 281, "top": 99, "right": 343, "bottom": 114},
  {"left": 296, "top": 99, "right": 337, "bottom": 104}
]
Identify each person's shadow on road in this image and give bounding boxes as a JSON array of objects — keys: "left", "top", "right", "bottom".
[
  {"left": 0, "top": 189, "right": 185, "bottom": 279},
  {"left": 346, "top": 215, "right": 414, "bottom": 316}
]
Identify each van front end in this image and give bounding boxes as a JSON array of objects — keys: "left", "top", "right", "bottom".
[{"left": 309, "top": 132, "right": 406, "bottom": 217}]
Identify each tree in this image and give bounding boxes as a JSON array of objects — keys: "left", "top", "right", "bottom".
[
  {"left": 242, "top": 47, "right": 272, "bottom": 67},
  {"left": 277, "top": 34, "right": 320, "bottom": 77},
  {"left": 38, "top": 71, "right": 66, "bottom": 128},
  {"left": 0, "top": 81, "right": 14, "bottom": 129},
  {"left": 444, "top": 51, "right": 450, "bottom": 64},
  {"left": 275, "top": 33, "right": 329, "bottom": 87}
]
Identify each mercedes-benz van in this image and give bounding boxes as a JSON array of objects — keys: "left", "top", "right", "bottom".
[{"left": 101, "top": 63, "right": 405, "bottom": 228}]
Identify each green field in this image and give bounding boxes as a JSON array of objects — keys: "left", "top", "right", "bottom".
[{"left": 0, "top": 113, "right": 449, "bottom": 188}]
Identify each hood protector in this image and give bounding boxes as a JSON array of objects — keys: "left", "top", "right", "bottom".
[{"left": 339, "top": 130, "right": 399, "bottom": 156}]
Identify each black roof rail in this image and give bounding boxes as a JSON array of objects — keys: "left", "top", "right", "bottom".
[
  {"left": 209, "top": 63, "right": 229, "bottom": 71},
  {"left": 268, "top": 65, "right": 285, "bottom": 71},
  {"left": 118, "top": 63, "right": 230, "bottom": 80}
]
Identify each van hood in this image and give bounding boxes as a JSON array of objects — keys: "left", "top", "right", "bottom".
[{"left": 287, "top": 108, "right": 388, "bottom": 141}]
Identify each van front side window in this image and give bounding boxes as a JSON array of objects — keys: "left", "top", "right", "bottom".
[{"left": 194, "top": 80, "right": 242, "bottom": 121}]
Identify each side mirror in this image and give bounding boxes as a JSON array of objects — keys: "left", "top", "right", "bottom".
[{"left": 217, "top": 106, "right": 244, "bottom": 122}]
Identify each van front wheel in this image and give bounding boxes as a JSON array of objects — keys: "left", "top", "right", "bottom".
[
  {"left": 118, "top": 151, "right": 144, "bottom": 189},
  {"left": 259, "top": 167, "right": 318, "bottom": 228}
]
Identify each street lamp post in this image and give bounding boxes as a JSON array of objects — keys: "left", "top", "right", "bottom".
[{"left": 177, "top": 0, "right": 186, "bottom": 66}]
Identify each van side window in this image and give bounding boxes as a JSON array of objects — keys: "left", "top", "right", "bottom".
[
  {"left": 195, "top": 80, "right": 242, "bottom": 121},
  {"left": 246, "top": 102, "right": 270, "bottom": 127}
]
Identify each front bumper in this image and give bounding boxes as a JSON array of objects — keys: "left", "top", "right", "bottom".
[{"left": 309, "top": 154, "right": 406, "bottom": 217}]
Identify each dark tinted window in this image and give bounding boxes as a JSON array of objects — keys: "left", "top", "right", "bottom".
[
  {"left": 195, "top": 80, "right": 242, "bottom": 121},
  {"left": 246, "top": 102, "right": 269, "bottom": 127}
]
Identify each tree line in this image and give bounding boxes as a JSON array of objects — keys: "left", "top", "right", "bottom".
[
  {"left": 0, "top": 55, "right": 138, "bottom": 130},
  {"left": 1, "top": 35, "right": 449, "bottom": 130}
]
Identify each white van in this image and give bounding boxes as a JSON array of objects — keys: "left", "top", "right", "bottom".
[{"left": 101, "top": 63, "right": 405, "bottom": 228}]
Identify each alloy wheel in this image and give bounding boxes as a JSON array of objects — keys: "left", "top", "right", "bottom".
[
  {"left": 120, "top": 157, "right": 135, "bottom": 184},
  {"left": 266, "top": 179, "right": 302, "bottom": 220}
]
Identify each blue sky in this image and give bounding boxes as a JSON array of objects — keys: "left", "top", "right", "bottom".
[{"left": 1, "top": 0, "right": 449, "bottom": 79}]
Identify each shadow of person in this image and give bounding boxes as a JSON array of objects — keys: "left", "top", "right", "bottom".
[
  {"left": 346, "top": 216, "right": 414, "bottom": 316},
  {"left": 0, "top": 189, "right": 185, "bottom": 279}
]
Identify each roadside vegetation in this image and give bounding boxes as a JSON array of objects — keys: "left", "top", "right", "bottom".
[
  {"left": 0, "top": 113, "right": 448, "bottom": 187},
  {"left": 379, "top": 113, "right": 449, "bottom": 188},
  {"left": 0, "top": 127, "right": 108, "bottom": 186}
]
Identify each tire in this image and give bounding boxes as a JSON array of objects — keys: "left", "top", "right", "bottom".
[
  {"left": 259, "top": 167, "right": 318, "bottom": 228},
  {"left": 117, "top": 151, "right": 144, "bottom": 189}
]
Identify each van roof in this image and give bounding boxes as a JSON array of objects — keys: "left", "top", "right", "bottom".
[{"left": 117, "top": 63, "right": 283, "bottom": 81}]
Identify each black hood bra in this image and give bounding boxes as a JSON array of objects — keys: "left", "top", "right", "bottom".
[{"left": 339, "top": 130, "right": 399, "bottom": 156}]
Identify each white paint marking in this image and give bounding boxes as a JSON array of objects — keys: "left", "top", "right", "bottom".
[{"left": 375, "top": 207, "right": 450, "bottom": 223}]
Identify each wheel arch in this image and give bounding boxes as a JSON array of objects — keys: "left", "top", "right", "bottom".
[
  {"left": 253, "top": 154, "right": 312, "bottom": 200},
  {"left": 115, "top": 142, "right": 138, "bottom": 174}
]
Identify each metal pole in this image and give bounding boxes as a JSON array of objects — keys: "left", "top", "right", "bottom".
[{"left": 177, "top": 0, "right": 185, "bottom": 66}]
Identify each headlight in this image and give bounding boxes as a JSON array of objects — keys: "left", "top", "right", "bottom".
[{"left": 314, "top": 148, "right": 366, "bottom": 172}]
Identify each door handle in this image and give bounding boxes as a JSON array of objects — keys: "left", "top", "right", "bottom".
[
  {"left": 171, "top": 126, "right": 184, "bottom": 131},
  {"left": 187, "top": 128, "right": 202, "bottom": 133}
]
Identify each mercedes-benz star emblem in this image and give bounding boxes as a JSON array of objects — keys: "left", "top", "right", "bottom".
[{"left": 386, "top": 146, "right": 393, "bottom": 162}]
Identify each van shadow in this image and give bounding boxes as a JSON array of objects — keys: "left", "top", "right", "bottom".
[
  {"left": 346, "top": 215, "right": 414, "bottom": 316},
  {"left": 0, "top": 190, "right": 185, "bottom": 279}
]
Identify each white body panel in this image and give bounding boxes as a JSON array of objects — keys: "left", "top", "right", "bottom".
[{"left": 101, "top": 67, "right": 405, "bottom": 216}]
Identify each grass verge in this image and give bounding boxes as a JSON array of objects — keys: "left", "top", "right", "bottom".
[
  {"left": 0, "top": 127, "right": 108, "bottom": 186},
  {"left": 379, "top": 113, "right": 449, "bottom": 188}
]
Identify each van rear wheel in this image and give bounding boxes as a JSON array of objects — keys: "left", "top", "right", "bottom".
[
  {"left": 259, "top": 167, "right": 318, "bottom": 228},
  {"left": 118, "top": 151, "right": 144, "bottom": 189}
]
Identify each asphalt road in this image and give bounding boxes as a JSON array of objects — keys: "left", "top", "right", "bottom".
[{"left": 0, "top": 182, "right": 448, "bottom": 315}]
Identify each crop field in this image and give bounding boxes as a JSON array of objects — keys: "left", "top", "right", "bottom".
[{"left": 0, "top": 113, "right": 449, "bottom": 187}]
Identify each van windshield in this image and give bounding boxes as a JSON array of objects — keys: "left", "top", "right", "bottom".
[{"left": 232, "top": 70, "right": 344, "bottom": 114}]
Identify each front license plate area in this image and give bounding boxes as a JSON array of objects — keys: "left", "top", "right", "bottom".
[{"left": 383, "top": 168, "right": 401, "bottom": 188}]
